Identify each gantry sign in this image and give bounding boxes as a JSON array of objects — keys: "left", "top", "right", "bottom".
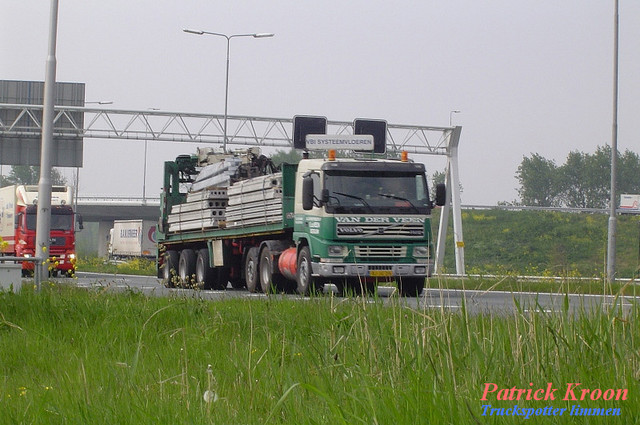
[
  {"left": 0, "top": 103, "right": 465, "bottom": 274},
  {"left": 0, "top": 80, "right": 84, "bottom": 167}
]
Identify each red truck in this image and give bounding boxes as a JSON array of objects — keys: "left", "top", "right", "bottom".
[{"left": 0, "top": 185, "right": 80, "bottom": 277}]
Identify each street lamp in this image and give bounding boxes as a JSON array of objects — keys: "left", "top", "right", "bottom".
[
  {"left": 607, "top": 0, "right": 619, "bottom": 282},
  {"left": 183, "top": 29, "right": 274, "bottom": 152},
  {"left": 449, "top": 110, "right": 461, "bottom": 126}
]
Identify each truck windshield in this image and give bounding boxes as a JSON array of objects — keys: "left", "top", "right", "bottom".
[
  {"left": 324, "top": 171, "right": 430, "bottom": 214},
  {"left": 26, "top": 210, "right": 73, "bottom": 231}
]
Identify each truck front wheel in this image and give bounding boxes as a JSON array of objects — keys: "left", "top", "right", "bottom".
[
  {"left": 196, "top": 249, "right": 225, "bottom": 290},
  {"left": 296, "top": 247, "right": 321, "bottom": 295}
]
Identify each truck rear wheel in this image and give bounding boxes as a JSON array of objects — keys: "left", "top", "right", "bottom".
[
  {"left": 259, "top": 247, "right": 291, "bottom": 293},
  {"left": 296, "top": 246, "right": 322, "bottom": 295},
  {"left": 244, "top": 247, "right": 260, "bottom": 293},
  {"left": 178, "top": 249, "right": 197, "bottom": 287},
  {"left": 259, "top": 247, "right": 277, "bottom": 294},
  {"left": 196, "top": 249, "right": 225, "bottom": 290},
  {"left": 397, "top": 277, "right": 424, "bottom": 297},
  {"left": 163, "top": 250, "right": 179, "bottom": 287}
]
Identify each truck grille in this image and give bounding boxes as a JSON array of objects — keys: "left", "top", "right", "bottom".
[
  {"left": 336, "top": 222, "right": 423, "bottom": 238},
  {"left": 354, "top": 246, "right": 406, "bottom": 258},
  {"left": 50, "top": 237, "right": 66, "bottom": 246}
]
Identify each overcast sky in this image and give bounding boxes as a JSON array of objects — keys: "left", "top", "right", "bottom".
[{"left": 2, "top": 1, "right": 639, "bottom": 205}]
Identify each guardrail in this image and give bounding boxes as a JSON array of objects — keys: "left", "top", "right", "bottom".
[{"left": 76, "top": 196, "right": 160, "bottom": 204}]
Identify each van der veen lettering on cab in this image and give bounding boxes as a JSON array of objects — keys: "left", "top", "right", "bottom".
[{"left": 481, "top": 383, "right": 628, "bottom": 402}]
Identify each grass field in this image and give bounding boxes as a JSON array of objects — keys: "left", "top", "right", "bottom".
[
  {"left": 434, "top": 209, "right": 640, "bottom": 278},
  {"left": 1, "top": 283, "right": 638, "bottom": 424}
]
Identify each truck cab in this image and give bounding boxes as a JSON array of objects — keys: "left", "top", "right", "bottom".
[
  {"left": 1, "top": 185, "right": 79, "bottom": 277},
  {"left": 293, "top": 155, "right": 443, "bottom": 295}
]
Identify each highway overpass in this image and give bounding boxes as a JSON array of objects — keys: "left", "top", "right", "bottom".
[
  {"left": 75, "top": 196, "right": 160, "bottom": 257},
  {"left": 76, "top": 196, "right": 160, "bottom": 221}
]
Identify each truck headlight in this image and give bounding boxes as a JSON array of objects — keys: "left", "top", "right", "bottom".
[
  {"left": 413, "top": 246, "right": 429, "bottom": 257},
  {"left": 328, "top": 245, "right": 346, "bottom": 257}
]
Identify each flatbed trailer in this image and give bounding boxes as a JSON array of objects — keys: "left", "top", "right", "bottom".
[{"left": 157, "top": 118, "right": 445, "bottom": 296}]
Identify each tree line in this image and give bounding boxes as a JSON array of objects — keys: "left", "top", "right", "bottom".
[
  {"left": 0, "top": 165, "right": 67, "bottom": 186},
  {"left": 515, "top": 146, "right": 640, "bottom": 208}
]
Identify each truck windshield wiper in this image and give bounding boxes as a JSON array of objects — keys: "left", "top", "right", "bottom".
[
  {"left": 378, "top": 193, "right": 420, "bottom": 213},
  {"left": 333, "top": 191, "right": 373, "bottom": 212}
]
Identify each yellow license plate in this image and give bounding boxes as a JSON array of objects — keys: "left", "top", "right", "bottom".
[{"left": 369, "top": 270, "right": 393, "bottom": 277}]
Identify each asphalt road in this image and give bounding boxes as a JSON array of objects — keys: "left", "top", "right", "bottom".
[{"left": 69, "top": 272, "right": 637, "bottom": 315}]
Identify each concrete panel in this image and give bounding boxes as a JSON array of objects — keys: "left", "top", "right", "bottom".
[{"left": 97, "top": 221, "right": 113, "bottom": 258}]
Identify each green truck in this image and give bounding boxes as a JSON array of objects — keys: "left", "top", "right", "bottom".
[{"left": 157, "top": 117, "right": 445, "bottom": 296}]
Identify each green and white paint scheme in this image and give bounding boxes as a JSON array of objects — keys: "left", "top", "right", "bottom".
[{"left": 293, "top": 157, "right": 439, "bottom": 282}]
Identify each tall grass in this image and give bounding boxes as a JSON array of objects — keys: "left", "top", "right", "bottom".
[
  {"left": 77, "top": 256, "right": 157, "bottom": 276},
  {"left": 0, "top": 284, "right": 638, "bottom": 424}
]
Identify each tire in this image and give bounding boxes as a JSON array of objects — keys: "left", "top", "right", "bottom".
[
  {"left": 196, "top": 249, "right": 221, "bottom": 289},
  {"left": 178, "top": 249, "right": 197, "bottom": 287},
  {"left": 397, "top": 277, "right": 424, "bottom": 297},
  {"left": 259, "top": 247, "right": 277, "bottom": 294},
  {"left": 244, "top": 247, "right": 260, "bottom": 293},
  {"left": 296, "top": 246, "right": 322, "bottom": 295},
  {"left": 163, "top": 250, "right": 179, "bottom": 287},
  {"left": 259, "top": 247, "right": 292, "bottom": 293}
]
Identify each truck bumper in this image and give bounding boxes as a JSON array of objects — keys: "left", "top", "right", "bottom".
[
  {"left": 21, "top": 253, "right": 76, "bottom": 272},
  {"left": 311, "top": 261, "right": 434, "bottom": 279}
]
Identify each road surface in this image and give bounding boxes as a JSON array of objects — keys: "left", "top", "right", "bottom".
[{"left": 68, "top": 272, "right": 637, "bottom": 315}]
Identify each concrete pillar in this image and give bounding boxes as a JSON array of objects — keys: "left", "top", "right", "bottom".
[{"left": 97, "top": 221, "right": 113, "bottom": 258}]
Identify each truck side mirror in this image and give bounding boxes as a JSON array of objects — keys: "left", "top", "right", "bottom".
[
  {"left": 435, "top": 183, "right": 446, "bottom": 207},
  {"left": 77, "top": 214, "right": 84, "bottom": 231},
  {"left": 302, "top": 177, "right": 314, "bottom": 210},
  {"left": 15, "top": 213, "right": 21, "bottom": 229}
]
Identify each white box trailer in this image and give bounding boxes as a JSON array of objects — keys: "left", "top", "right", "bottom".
[
  {"left": 108, "top": 219, "right": 157, "bottom": 258},
  {"left": 620, "top": 194, "right": 640, "bottom": 214}
]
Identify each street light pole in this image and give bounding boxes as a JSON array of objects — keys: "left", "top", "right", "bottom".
[
  {"left": 183, "top": 29, "right": 274, "bottom": 152},
  {"left": 35, "top": 0, "right": 60, "bottom": 288},
  {"left": 607, "top": 0, "right": 619, "bottom": 283}
]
